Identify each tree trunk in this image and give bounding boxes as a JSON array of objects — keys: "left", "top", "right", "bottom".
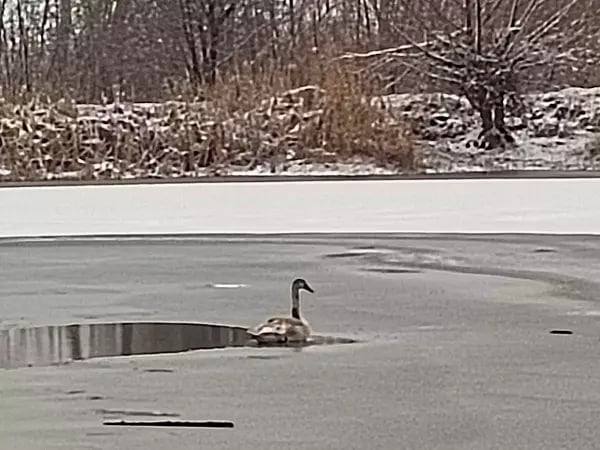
[
  {"left": 57, "top": 0, "right": 72, "bottom": 72},
  {"left": 477, "top": 103, "right": 503, "bottom": 149},
  {"left": 493, "top": 101, "right": 515, "bottom": 143},
  {"left": 205, "top": 1, "right": 217, "bottom": 84},
  {"left": 467, "top": 89, "right": 514, "bottom": 149}
]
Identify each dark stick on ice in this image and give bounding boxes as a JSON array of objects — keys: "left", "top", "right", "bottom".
[{"left": 103, "top": 420, "right": 234, "bottom": 428}]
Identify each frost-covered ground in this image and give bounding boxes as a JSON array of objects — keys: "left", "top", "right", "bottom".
[
  {"left": 1, "top": 178, "right": 600, "bottom": 237},
  {"left": 73, "top": 87, "right": 600, "bottom": 176},
  {"left": 2, "top": 86, "right": 596, "bottom": 181},
  {"left": 381, "top": 87, "right": 600, "bottom": 173}
]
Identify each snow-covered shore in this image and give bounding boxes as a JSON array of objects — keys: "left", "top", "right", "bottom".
[
  {"left": 1, "top": 87, "right": 599, "bottom": 181},
  {"left": 383, "top": 87, "right": 600, "bottom": 173}
]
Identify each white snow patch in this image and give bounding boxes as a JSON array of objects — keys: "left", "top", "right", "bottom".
[
  {"left": 205, "top": 283, "right": 248, "bottom": 289},
  {"left": 566, "top": 310, "right": 600, "bottom": 317},
  {"left": 342, "top": 248, "right": 395, "bottom": 255}
]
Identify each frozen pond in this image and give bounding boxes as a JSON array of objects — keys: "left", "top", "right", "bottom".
[
  {"left": 1, "top": 178, "right": 600, "bottom": 237},
  {"left": 2, "top": 178, "right": 600, "bottom": 448},
  {"left": 2, "top": 234, "right": 600, "bottom": 449}
]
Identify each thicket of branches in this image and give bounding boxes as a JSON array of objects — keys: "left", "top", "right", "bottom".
[
  {"left": 0, "top": 1, "right": 426, "bottom": 180},
  {"left": 343, "top": 0, "right": 600, "bottom": 147},
  {"left": 0, "top": 0, "right": 391, "bottom": 101},
  {"left": 1, "top": 0, "right": 595, "bottom": 103},
  {"left": 0, "top": 1, "right": 599, "bottom": 159}
]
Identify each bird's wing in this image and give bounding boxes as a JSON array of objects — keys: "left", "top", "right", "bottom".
[{"left": 252, "top": 317, "right": 303, "bottom": 334}]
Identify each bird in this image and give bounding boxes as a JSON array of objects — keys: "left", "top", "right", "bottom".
[{"left": 247, "top": 278, "right": 315, "bottom": 345}]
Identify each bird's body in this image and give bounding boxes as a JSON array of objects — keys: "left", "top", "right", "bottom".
[
  {"left": 248, "top": 278, "right": 314, "bottom": 345},
  {"left": 248, "top": 316, "right": 311, "bottom": 343}
]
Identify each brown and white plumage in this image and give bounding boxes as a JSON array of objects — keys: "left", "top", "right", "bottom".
[{"left": 247, "top": 278, "right": 314, "bottom": 344}]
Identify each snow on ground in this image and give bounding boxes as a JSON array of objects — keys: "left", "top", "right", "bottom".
[
  {"left": 1, "top": 178, "right": 599, "bottom": 238},
  {"left": 382, "top": 87, "right": 600, "bottom": 173},
  {"left": 2, "top": 87, "right": 598, "bottom": 181}
]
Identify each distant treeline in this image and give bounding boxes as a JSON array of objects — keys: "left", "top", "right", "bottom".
[{"left": 1, "top": 0, "right": 599, "bottom": 102}]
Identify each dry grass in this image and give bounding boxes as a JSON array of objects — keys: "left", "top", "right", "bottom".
[
  {"left": 0, "top": 49, "right": 418, "bottom": 182},
  {"left": 207, "top": 49, "right": 418, "bottom": 167},
  {"left": 311, "top": 61, "right": 416, "bottom": 168}
]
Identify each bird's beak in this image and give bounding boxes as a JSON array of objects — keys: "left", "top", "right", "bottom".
[{"left": 305, "top": 284, "right": 315, "bottom": 293}]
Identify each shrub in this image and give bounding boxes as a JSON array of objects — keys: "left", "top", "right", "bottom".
[{"left": 0, "top": 48, "right": 418, "bottom": 181}]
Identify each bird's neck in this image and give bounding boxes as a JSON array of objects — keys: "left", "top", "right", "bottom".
[
  {"left": 291, "top": 287, "right": 301, "bottom": 319},
  {"left": 291, "top": 306, "right": 300, "bottom": 319}
]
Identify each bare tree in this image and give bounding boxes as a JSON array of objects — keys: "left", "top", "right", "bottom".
[
  {"left": 8, "top": 0, "right": 595, "bottom": 112},
  {"left": 56, "top": 0, "right": 71, "bottom": 70},
  {"left": 178, "top": 0, "right": 236, "bottom": 88},
  {"left": 345, "top": 0, "right": 600, "bottom": 148},
  {"left": 0, "top": 0, "right": 400, "bottom": 100}
]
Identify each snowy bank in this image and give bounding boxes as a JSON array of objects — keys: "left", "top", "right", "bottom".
[
  {"left": 1, "top": 87, "right": 599, "bottom": 181},
  {"left": 384, "top": 87, "right": 600, "bottom": 173}
]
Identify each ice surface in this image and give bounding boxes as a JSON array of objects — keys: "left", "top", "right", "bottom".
[{"left": 1, "top": 179, "right": 599, "bottom": 237}]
